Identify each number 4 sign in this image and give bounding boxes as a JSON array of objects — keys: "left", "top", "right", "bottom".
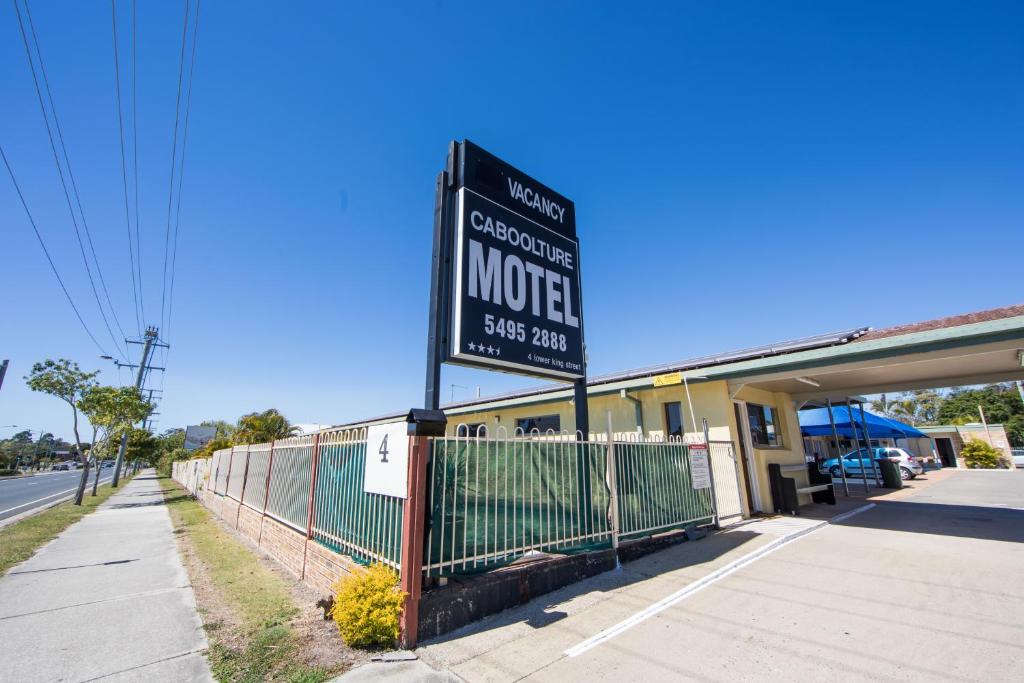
[{"left": 363, "top": 421, "right": 410, "bottom": 498}]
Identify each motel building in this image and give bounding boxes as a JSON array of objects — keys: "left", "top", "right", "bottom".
[{"left": 345, "top": 304, "right": 1024, "bottom": 522}]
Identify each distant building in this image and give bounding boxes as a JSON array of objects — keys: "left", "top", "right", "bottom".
[{"left": 905, "top": 423, "right": 1013, "bottom": 467}]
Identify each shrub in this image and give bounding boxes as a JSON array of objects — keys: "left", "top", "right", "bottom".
[
  {"left": 960, "top": 439, "right": 1009, "bottom": 469},
  {"left": 328, "top": 564, "right": 406, "bottom": 648}
]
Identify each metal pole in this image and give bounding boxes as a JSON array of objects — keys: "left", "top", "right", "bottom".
[
  {"left": 605, "top": 411, "right": 620, "bottom": 552},
  {"left": 0, "top": 359, "right": 8, "bottom": 391},
  {"left": 978, "top": 404, "right": 993, "bottom": 445},
  {"left": 856, "top": 401, "right": 881, "bottom": 487},
  {"left": 845, "top": 398, "right": 870, "bottom": 493},
  {"left": 702, "top": 418, "right": 720, "bottom": 529},
  {"left": 573, "top": 377, "right": 590, "bottom": 438},
  {"left": 424, "top": 153, "right": 454, "bottom": 411},
  {"left": 683, "top": 375, "right": 699, "bottom": 436},
  {"left": 826, "top": 399, "right": 849, "bottom": 496},
  {"left": 112, "top": 328, "right": 156, "bottom": 487}
]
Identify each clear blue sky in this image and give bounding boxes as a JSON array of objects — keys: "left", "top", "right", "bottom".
[{"left": 2, "top": 1, "right": 1022, "bottom": 441}]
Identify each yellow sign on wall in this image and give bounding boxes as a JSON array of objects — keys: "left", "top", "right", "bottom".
[{"left": 652, "top": 371, "right": 683, "bottom": 387}]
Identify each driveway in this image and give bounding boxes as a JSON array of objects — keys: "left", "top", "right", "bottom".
[{"left": 418, "top": 470, "right": 1024, "bottom": 681}]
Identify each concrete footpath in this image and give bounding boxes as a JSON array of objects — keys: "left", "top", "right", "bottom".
[{"left": 0, "top": 470, "right": 212, "bottom": 682}]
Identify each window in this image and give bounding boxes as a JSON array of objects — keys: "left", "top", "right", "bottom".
[
  {"left": 663, "top": 402, "right": 684, "bottom": 439},
  {"left": 516, "top": 414, "right": 561, "bottom": 433},
  {"left": 746, "top": 403, "right": 782, "bottom": 447},
  {"left": 455, "top": 423, "right": 488, "bottom": 438}
]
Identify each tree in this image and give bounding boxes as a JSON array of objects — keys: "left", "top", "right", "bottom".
[
  {"left": 200, "top": 420, "right": 236, "bottom": 441},
  {"left": 937, "top": 384, "right": 1024, "bottom": 446},
  {"left": 960, "top": 439, "right": 1009, "bottom": 469},
  {"left": 233, "top": 409, "right": 298, "bottom": 445},
  {"left": 25, "top": 359, "right": 98, "bottom": 505},
  {"left": 871, "top": 389, "right": 942, "bottom": 426},
  {"left": 77, "top": 386, "right": 154, "bottom": 495}
]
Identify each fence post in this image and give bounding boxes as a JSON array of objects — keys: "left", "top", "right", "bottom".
[
  {"left": 263, "top": 440, "right": 276, "bottom": 514},
  {"left": 701, "top": 418, "right": 720, "bottom": 529},
  {"left": 225, "top": 447, "right": 235, "bottom": 497},
  {"left": 236, "top": 447, "right": 250, "bottom": 528},
  {"left": 306, "top": 433, "right": 322, "bottom": 539},
  {"left": 605, "top": 411, "right": 620, "bottom": 551},
  {"left": 399, "top": 434, "right": 430, "bottom": 649},
  {"left": 400, "top": 409, "right": 446, "bottom": 650}
]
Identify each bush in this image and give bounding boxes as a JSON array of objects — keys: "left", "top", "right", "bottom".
[
  {"left": 0, "top": 469, "right": 19, "bottom": 477},
  {"left": 328, "top": 564, "right": 406, "bottom": 648},
  {"left": 960, "top": 439, "right": 1009, "bottom": 469}
]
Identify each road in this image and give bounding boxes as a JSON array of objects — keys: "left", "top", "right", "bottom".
[
  {"left": 0, "top": 469, "right": 115, "bottom": 523},
  {"left": 420, "top": 470, "right": 1024, "bottom": 681}
]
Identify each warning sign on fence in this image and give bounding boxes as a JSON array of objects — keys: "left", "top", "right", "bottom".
[{"left": 689, "top": 444, "right": 712, "bottom": 490}]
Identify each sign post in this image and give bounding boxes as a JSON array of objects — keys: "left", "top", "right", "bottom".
[{"left": 424, "top": 140, "right": 589, "bottom": 434}]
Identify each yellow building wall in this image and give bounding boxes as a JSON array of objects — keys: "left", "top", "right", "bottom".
[
  {"left": 446, "top": 379, "right": 812, "bottom": 516},
  {"left": 446, "top": 380, "right": 735, "bottom": 442},
  {"left": 731, "top": 385, "right": 808, "bottom": 509}
]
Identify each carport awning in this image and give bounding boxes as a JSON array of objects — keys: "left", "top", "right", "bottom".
[{"left": 799, "top": 406, "right": 926, "bottom": 439}]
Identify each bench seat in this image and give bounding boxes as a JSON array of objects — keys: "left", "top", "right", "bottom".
[{"left": 768, "top": 462, "right": 836, "bottom": 514}]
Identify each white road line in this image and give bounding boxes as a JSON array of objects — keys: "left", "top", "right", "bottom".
[
  {"left": 563, "top": 503, "right": 876, "bottom": 658},
  {"left": 0, "top": 477, "right": 114, "bottom": 516}
]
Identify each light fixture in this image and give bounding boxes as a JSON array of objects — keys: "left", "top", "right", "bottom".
[{"left": 795, "top": 376, "right": 821, "bottom": 387}]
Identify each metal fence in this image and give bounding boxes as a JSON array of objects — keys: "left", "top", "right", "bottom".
[
  {"left": 708, "top": 441, "right": 743, "bottom": 520},
  {"left": 612, "top": 437, "right": 715, "bottom": 540},
  {"left": 241, "top": 442, "right": 273, "bottom": 511},
  {"left": 266, "top": 435, "right": 315, "bottom": 531},
  {"left": 423, "top": 432, "right": 611, "bottom": 576},
  {"left": 212, "top": 448, "right": 230, "bottom": 495},
  {"left": 226, "top": 446, "right": 248, "bottom": 500},
  {"left": 171, "top": 459, "right": 209, "bottom": 495},
  {"left": 175, "top": 428, "right": 730, "bottom": 580},
  {"left": 313, "top": 429, "right": 405, "bottom": 569}
]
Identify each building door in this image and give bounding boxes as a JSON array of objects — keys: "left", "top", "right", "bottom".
[
  {"left": 732, "top": 402, "right": 758, "bottom": 513},
  {"left": 935, "top": 438, "right": 957, "bottom": 467}
]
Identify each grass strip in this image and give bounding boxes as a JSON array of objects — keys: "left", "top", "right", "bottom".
[
  {"left": 158, "top": 477, "right": 331, "bottom": 683},
  {"left": 0, "top": 477, "right": 127, "bottom": 575}
]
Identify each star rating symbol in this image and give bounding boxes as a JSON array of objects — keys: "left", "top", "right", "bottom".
[
  {"left": 468, "top": 342, "right": 477, "bottom": 352},
  {"left": 487, "top": 345, "right": 495, "bottom": 355}
]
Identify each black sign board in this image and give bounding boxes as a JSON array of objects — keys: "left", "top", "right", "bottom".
[
  {"left": 433, "top": 140, "right": 586, "bottom": 382},
  {"left": 457, "top": 140, "right": 577, "bottom": 240}
]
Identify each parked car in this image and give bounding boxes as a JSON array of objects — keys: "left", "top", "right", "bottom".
[
  {"left": 1012, "top": 449, "right": 1024, "bottom": 469},
  {"left": 821, "top": 447, "right": 923, "bottom": 481},
  {"left": 53, "top": 461, "right": 72, "bottom": 471}
]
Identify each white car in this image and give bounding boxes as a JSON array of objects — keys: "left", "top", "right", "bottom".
[{"left": 822, "top": 447, "right": 924, "bottom": 481}]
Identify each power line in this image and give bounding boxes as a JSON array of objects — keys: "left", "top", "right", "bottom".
[
  {"left": 2, "top": 145, "right": 111, "bottom": 357},
  {"left": 132, "top": 0, "right": 144, "bottom": 328},
  {"left": 166, "top": 0, "right": 201, "bottom": 343},
  {"left": 111, "top": 0, "right": 142, "bottom": 336},
  {"left": 160, "top": 0, "right": 191, "bottom": 336},
  {"left": 15, "top": 0, "right": 130, "bottom": 362}
]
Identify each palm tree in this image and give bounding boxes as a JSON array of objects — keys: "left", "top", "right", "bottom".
[{"left": 233, "top": 409, "right": 299, "bottom": 445}]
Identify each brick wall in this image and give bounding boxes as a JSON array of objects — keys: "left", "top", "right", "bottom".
[
  {"left": 183, "top": 480, "right": 364, "bottom": 599},
  {"left": 237, "top": 504, "right": 263, "bottom": 543},
  {"left": 258, "top": 515, "right": 308, "bottom": 579},
  {"left": 303, "top": 538, "right": 361, "bottom": 596},
  {"left": 222, "top": 497, "right": 241, "bottom": 528}
]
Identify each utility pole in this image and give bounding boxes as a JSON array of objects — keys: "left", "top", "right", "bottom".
[
  {"left": 111, "top": 326, "right": 167, "bottom": 486},
  {"left": 0, "top": 359, "right": 9, "bottom": 391}
]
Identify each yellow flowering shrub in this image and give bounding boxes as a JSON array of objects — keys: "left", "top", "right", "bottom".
[{"left": 329, "top": 563, "right": 406, "bottom": 648}]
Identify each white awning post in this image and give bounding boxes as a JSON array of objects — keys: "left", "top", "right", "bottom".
[
  {"left": 845, "top": 398, "right": 871, "bottom": 493},
  {"left": 826, "top": 398, "right": 850, "bottom": 496},
  {"left": 856, "top": 402, "right": 882, "bottom": 486}
]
